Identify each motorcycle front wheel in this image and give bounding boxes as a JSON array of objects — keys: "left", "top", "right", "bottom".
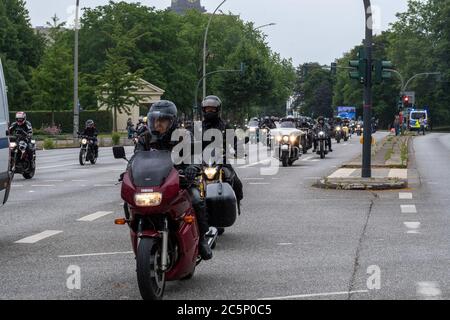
[
  {"left": 137, "top": 238, "right": 166, "bottom": 300},
  {"left": 79, "top": 148, "right": 87, "bottom": 166},
  {"left": 23, "top": 164, "right": 35, "bottom": 180}
]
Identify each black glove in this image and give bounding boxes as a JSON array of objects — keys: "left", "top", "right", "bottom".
[{"left": 185, "top": 166, "right": 200, "bottom": 183}]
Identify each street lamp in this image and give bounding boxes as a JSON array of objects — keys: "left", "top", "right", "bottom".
[
  {"left": 73, "top": 0, "right": 80, "bottom": 139},
  {"left": 203, "top": 0, "right": 227, "bottom": 100},
  {"left": 254, "top": 23, "right": 276, "bottom": 30}
]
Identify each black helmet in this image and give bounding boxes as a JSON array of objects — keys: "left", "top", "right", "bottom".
[
  {"left": 86, "top": 119, "right": 94, "bottom": 128},
  {"left": 201, "top": 95, "right": 222, "bottom": 121},
  {"left": 317, "top": 116, "right": 325, "bottom": 124},
  {"left": 148, "top": 100, "right": 178, "bottom": 139}
]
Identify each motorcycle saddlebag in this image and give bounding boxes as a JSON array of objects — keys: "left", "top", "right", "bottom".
[{"left": 206, "top": 182, "right": 237, "bottom": 228}]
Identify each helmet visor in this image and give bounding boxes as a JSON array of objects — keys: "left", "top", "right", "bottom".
[{"left": 149, "top": 112, "right": 174, "bottom": 135}]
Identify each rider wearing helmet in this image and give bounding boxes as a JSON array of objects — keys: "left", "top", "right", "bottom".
[
  {"left": 313, "top": 116, "right": 333, "bottom": 153},
  {"left": 136, "top": 100, "right": 213, "bottom": 260},
  {"left": 200, "top": 95, "right": 245, "bottom": 214},
  {"left": 9, "top": 112, "right": 34, "bottom": 159},
  {"left": 81, "top": 119, "right": 99, "bottom": 157},
  {"left": 135, "top": 116, "right": 148, "bottom": 136}
]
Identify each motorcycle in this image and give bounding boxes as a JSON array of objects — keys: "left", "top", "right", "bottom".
[
  {"left": 78, "top": 134, "right": 97, "bottom": 165},
  {"left": 355, "top": 124, "right": 363, "bottom": 136},
  {"left": 9, "top": 129, "right": 36, "bottom": 179},
  {"left": 334, "top": 126, "right": 343, "bottom": 143},
  {"left": 315, "top": 131, "right": 329, "bottom": 159},
  {"left": 113, "top": 147, "right": 222, "bottom": 300},
  {"left": 259, "top": 126, "right": 272, "bottom": 148}
]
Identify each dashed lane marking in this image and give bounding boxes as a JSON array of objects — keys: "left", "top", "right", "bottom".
[
  {"left": 15, "top": 230, "right": 63, "bottom": 244},
  {"left": 404, "top": 222, "right": 421, "bottom": 234},
  {"left": 416, "top": 282, "right": 442, "bottom": 300},
  {"left": 399, "top": 192, "right": 413, "bottom": 200},
  {"left": 77, "top": 211, "right": 113, "bottom": 222},
  {"left": 259, "top": 290, "right": 369, "bottom": 300},
  {"left": 58, "top": 251, "right": 134, "bottom": 258},
  {"left": 401, "top": 205, "right": 417, "bottom": 214}
]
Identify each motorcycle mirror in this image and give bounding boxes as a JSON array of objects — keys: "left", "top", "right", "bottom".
[{"left": 113, "top": 146, "right": 127, "bottom": 161}]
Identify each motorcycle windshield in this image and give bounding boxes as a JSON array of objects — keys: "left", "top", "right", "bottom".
[{"left": 130, "top": 150, "right": 174, "bottom": 187}]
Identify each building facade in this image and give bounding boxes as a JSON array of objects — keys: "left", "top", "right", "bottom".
[{"left": 170, "top": 0, "right": 206, "bottom": 14}]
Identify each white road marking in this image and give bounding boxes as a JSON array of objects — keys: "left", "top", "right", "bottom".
[
  {"left": 404, "top": 222, "right": 421, "bottom": 234},
  {"left": 399, "top": 193, "right": 413, "bottom": 200},
  {"left": 329, "top": 169, "right": 356, "bottom": 179},
  {"left": 12, "top": 184, "right": 23, "bottom": 187},
  {"left": 72, "top": 180, "right": 88, "bottom": 182},
  {"left": 28, "top": 190, "right": 35, "bottom": 193},
  {"left": 44, "top": 180, "right": 64, "bottom": 182},
  {"left": 249, "top": 183, "right": 270, "bottom": 185},
  {"left": 238, "top": 159, "right": 272, "bottom": 169},
  {"left": 39, "top": 163, "right": 78, "bottom": 169},
  {"left": 311, "top": 159, "right": 321, "bottom": 162},
  {"left": 15, "top": 230, "right": 63, "bottom": 244},
  {"left": 401, "top": 205, "right": 417, "bottom": 214},
  {"left": 58, "top": 251, "right": 133, "bottom": 258},
  {"left": 416, "top": 282, "right": 442, "bottom": 300},
  {"left": 77, "top": 211, "right": 113, "bottom": 222},
  {"left": 388, "top": 169, "right": 408, "bottom": 179},
  {"left": 243, "top": 178, "right": 265, "bottom": 181},
  {"left": 259, "top": 290, "right": 369, "bottom": 300},
  {"left": 31, "top": 185, "right": 55, "bottom": 187},
  {"left": 278, "top": 243, "right": 293, "bottom": 246},
  {"left": 301, "top": 156, "right": 313, "bottom": 161},
  {"left": 94, "top": 184, "right": 116, "bottom": 187}
]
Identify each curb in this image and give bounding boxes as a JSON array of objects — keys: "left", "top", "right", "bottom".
[{"left": 314, "top": 178, "right": 408, "bottom": 190}]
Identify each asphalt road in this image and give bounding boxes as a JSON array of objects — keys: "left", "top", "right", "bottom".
[{"left": 0, "top": 132, "right": 447, "bottom": 300}]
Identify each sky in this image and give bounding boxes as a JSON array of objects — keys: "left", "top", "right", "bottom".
[{"left": 25, "top": 0, "right": 409, "bottom": 66}]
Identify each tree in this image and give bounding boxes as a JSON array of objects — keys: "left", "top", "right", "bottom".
[
  {"left": 96, "top": 50, "right": 142, "bottom": 133},
  {"left": 0, "top": 0, "right": 44, "bottom": 109},
  {"left": 30, "top": 16, "right": 73, "bottom": 126}
]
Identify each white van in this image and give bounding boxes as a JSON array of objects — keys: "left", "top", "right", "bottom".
[{"left": 0, "top": 59, "right": 12, "bottom": 206}]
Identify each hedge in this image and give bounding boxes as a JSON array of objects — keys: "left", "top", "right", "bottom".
[{"left": 9, "top": 111, "right": 113, "bottom": 133}]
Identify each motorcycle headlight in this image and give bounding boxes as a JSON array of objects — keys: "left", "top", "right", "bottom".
[
  {"left": 262, "top": 129, "right": 268, "bottom": 133},
  {"left": 336, "top": 127, "right": 341, "bottom": 131},
  {"left": 81, "top": 138, "right": 87, "bottom": 145},
  {"left": 290, "top": 135, "right": 297, "bottom": 143},
  {"left": 276, "top": 136, "right": 282, "bottom": 142},
  {"left": 9, "top": 142, "right": 17, "bottom": 149},
  {"left": 204, "top": 167, "right": 218, "bottom": 180},
  {"left": 134, "top": 193, "right": 162, "bottom": 207},
  {"left": 249, "top": 127, "right": 256, "bottom": 132},
  {"left": 282, "top": 136, "right": 289, "bottom": 143},
  {"left": 318, "top": 131, "right": 325, "bottom": 137}
]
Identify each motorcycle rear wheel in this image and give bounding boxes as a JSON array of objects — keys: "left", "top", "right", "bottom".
[
  {"left": 282, "top": 157, "right": 288, "bottom": 167},
  {"left": 136, "top": 238, "right": 166, "bottom": 300}
]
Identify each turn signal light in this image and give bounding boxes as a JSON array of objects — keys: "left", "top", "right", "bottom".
[
  {"left": 115, "top": 218, "right": 127, "bottom": 225},
  {"left": 184, "top": 215, "right": 195, "bottom": 224}
]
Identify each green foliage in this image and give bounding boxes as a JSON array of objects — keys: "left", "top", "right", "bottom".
[
  {"left": 111, "top": 132, "right": 121, "bottom": 146},
  {"left": 43, "top": 138, "right": 55, "bottom": 150}
]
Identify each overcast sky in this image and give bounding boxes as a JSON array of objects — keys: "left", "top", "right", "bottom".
[{"left": 25, "top": 0, "right": 409, "bottom": 66}]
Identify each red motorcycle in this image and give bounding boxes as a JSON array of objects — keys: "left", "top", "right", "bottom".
[{"left": 113, "top": 146, "right": 219, "bottom": 300}]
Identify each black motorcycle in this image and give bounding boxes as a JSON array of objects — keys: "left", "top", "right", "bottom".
[
  {"left": 9, "top": 129, "right": 36, "bottom": 179},
  {"left": 78, "top": 135, "right": 98, "bottom": 165},
  {"left": 315, "top": 131, "right": 329, "bottom": 159}
]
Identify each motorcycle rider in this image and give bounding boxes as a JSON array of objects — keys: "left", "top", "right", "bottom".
[
  {"left": 9, "top": 111, "right": 34, "bottom": 160},
  {"left": 136, "top": 100, "right": 213, "bottom": 261},
  {"left": 80, "top": 119, "right": 99, "bottom": 158},
  {"left": 313, "top": 116, "right": 333, "bottom": 152},
  {"left": 261, "top": 116, "right": 276, "bottom": 129},
  {"left": 200, "top": 96, "right": 244, "bottom": 214}
]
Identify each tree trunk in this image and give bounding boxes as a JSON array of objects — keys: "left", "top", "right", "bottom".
[
  {"left": 113, "top": 106, "right": 118, "bottom": 133},
  {"left": 51, "top": 109, "right": 55, "bottom": 127}
]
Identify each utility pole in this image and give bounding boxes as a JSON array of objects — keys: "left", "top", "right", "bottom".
[
  {"left": 362, "top": 0, "right": 373, "bottom": 178},
  {"left": 73, "top": 0, "right": 80, "bottom": 139}
]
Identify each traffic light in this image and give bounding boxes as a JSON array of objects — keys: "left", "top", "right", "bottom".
[
  {"left": 374, "top": 60, "right": 393, "bottom": 84},
  {"left": 402, "top": 95, "right": 410, "bottom": 108},
  {"left": 331, "top": 62, "right": 337, "bottom": 75},
  {"left": 348, "top": 48, "right": 367, "bottom": 84}
]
